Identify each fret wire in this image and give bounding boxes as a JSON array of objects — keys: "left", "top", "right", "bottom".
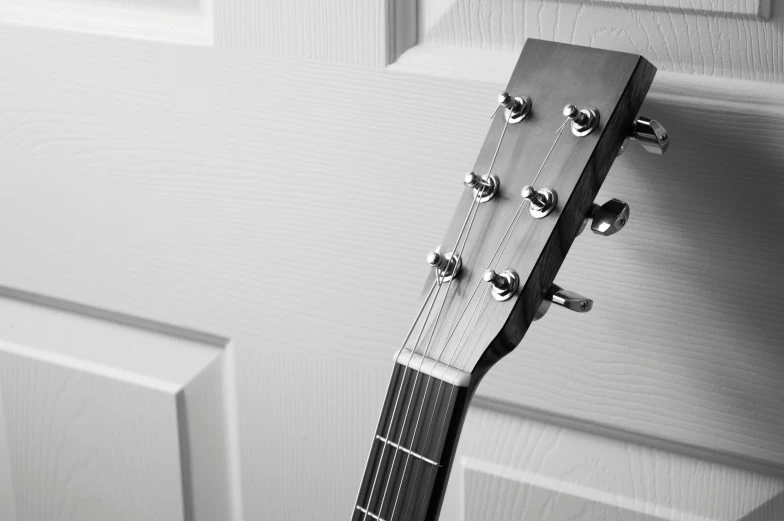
[
  {"left": 375, "top": 435, "right": 440, "bottom": 467},
  {"left": 356, "top": 505, "right": 386, "bottom": 521},
  {"left": 381, "top": 115, "right": 513, "bottom": 521}
]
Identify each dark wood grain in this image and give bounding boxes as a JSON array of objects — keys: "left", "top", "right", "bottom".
[
  {"left": 401, "top": 39, "right": 657, "bottom": 376},
  {"left": 481, "top": 46, "right": 657, "bottom": 371}
]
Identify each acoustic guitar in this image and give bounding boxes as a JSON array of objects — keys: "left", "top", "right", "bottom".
[{"left": 352, "top": 38, "right": 669, "bottom": 521}]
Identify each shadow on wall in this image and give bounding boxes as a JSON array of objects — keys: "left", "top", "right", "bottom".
[{"left": 740, "top": 490, "right": 784, "bottom": 521}]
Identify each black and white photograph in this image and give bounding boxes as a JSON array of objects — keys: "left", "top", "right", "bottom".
[{"left": 0, "top": 1, "right": 782, "bottom": 520}]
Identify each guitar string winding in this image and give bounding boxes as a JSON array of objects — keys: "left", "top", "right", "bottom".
[
  {"left": 377, "top": 116, "right": 513, "bottom": 521},
  {"left": 407, "top": 117, "right": 570, "bottom": 521}
]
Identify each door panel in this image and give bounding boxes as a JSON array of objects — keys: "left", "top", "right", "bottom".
[
  {"left": 1, "top": 1, "right": 783, "bottom": 519},
  {"left": 0, "top": 288, "right": 234, "bottom": 521},
  {"left": 454, "top": 408, "right": 784, "bottom": 521}
]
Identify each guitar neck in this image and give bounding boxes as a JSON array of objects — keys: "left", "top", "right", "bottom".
[{"left": 352, "top": 353, "right": 476, "bottom": 521}]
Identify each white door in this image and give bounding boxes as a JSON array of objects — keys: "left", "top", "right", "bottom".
[{"left": 1, "top": 1, "right": 783, "bottom": 520}]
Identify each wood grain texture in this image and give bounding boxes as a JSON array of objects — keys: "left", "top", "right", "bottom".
[
  {"left": 0, "top": 0, "right": 213, "bottom": 46},
  {"left": 1, "top": 27, "right": 784, "bottom": 520},
  {"left": 0, "top": 350, "right": 186, "bottom": 521},
  {"left": 591, "top": 0, "right": 771, "bottom": 18},
  {"left": 449, "top": 407, "right": 784, "bottom": 520},
  {"left": 0, "top": 384, "right": 17, "bottom": 521},
  {"left": 402, "top": 40, "right": 657, "bottom": 376},
  {"left": 0, "top": 287, "right": 233, "bottom": 520},
  {"left": 215, "top": 0, "right": 388, "bottom": 65},
  {"left": 419, "top": 0, "right": 783, "bottom": 81},
  {"left": 178, "top": 354, "right": 235, "bottom": 521}
]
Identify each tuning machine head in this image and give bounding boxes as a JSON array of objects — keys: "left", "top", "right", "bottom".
[
  {"left": 618, "top": 116, "right": 669, "bottom": 155},
  {"left": 483, "top": 269, "right": 519, "bottom": 301},
  {"left": 578, "top": 198, "right": 630, "bottom": 237},
  {"left": 521, "top": 185, "right": 557, "bottom": 219},
  {"left": 534, "top": 284, "right": 593, "bottom": 320},
  {"left": 427, "top": 250, "right": 462, "bottom": 282},
  {"left": 563, "top": 104, "right": 599, "bottom": 137},
  {"left": 464, "top": 171, "right": 500, "bottom": 203},
  {"left": 497, "top": 92, "right": 532, "bottom": 123}
]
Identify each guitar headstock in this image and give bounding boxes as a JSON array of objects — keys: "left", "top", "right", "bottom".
[{"left": 402, "top": 39, "right": 667, "bottom": 379}]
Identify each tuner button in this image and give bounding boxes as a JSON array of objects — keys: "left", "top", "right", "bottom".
[
  {"left": 632, "top": 117, "right": 669, "bottom": 155},
  {"left": 534, "top": 284, "right": 593, "bottom": 320},
  {"left": 591, "top": 198, "right": 630, "bottom": 236},
  {"left": 563, "top": 103, "right": 599, "bottom": 137},
  {"left": 484, "top": 269, "right": 519, "bottom": 302},
  {"left": 521, "top": 185, "right": 557, "bottom": 219},
  {"left": 617, "top": 117, "right": 669, "bottom": 156}
]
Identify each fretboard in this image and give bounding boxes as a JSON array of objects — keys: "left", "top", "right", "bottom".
[{"left": 352, "top": 357, "right": 474, "bottom": 521}]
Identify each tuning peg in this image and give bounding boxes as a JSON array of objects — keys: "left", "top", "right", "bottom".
[
  {"left": 521, "top": 185, "right": 557, "bottom": 219},
  {"left": 427, "top": 250, "right": 461, "bottom": 282},
  {"left": 464, "top": 171, "right": 500, "bottom": 202},
  {"left": 563, "top": 104, "right": 599, "bottom": 136},
  {"left": 534, "top": 284, "right": 593, "bottom": 320},
  {"left": 577, "top": 198, "right": 630, "bottom": 237},
  {"left": 618, "top": 117, "right": 669, "bottom": 156},
  {"left": 496, "top": 92, "right": 532, "bottom": 123},
  {"left": 483, "top": 269, "right": 519, "bottom": 301}
]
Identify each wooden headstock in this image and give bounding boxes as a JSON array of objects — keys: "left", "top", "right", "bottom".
[{"left": 403, "top": 39, "right": 662, "bottom": 378}]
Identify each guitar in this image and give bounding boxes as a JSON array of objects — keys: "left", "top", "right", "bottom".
[{"left": 352, "top": 39, "right": 669, "bottom": 521}]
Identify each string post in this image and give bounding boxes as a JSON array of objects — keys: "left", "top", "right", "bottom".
[
  {"left": 464, "top": 172, "right": 499, "bottom": 203},
  {"left": 563, "top": 103, "right": 599, "bottom": 136},
  {"left": 521, "top": 185, "right": 558, "bottom": 219},
  {"left": 483, "top": 269, "right": 519, "bottom": 301},
  {"left": 427, "top": 251, "right": 461, "bottom": 282},
  {"left": 496, "top": 92, "right": 532, "bottom": 123}
]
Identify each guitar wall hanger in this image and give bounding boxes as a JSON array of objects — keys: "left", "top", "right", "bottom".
[{"left": 353, "top": 39, "right": 672, "bottom": 521}]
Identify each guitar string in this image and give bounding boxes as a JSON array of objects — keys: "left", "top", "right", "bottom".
[
  {"left": 409, "top": 117, "right": 570, "bottom": 521},
  {"left": 360, "top": 127, "right": 498, "bottom": 520},
  {"left": 350, "top": 276, "right": 438, "bottom": 519},
  {"left": 359, "top": 196, "right": 480, "bottom": 521},
  {"left": 456, "top": 117, "right": 570, "bottom": 367},
  {"left": 380, "top": 115, "right": 513, "bottom": 521}
]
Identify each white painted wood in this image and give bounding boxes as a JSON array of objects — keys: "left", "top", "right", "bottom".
[
  {"left": 591, "top": 0, "right": 771, "bottom": 18},
  {"left": 179, "top": 353, "right": 235, "bottom": 521},
  {"left": 214, "top": 0, "right": 389, "bottom": 65},
  {"left": 0, "top": 288, "right": 233, "bottom": 520},
  {"left": 418, "top": 0, "right": 782, "bottom": 80},
  {"left": 452, "top": 407, "right": 784, "bottom": 521},
  {"left": 0, "top": 384, "right": 17, "bottom": 521},
  {"left": 0, "top": 0, "right": 213, "bottom": 46},
  {"left": 0, "top": 25, "right": 783, "bottom": 519},
  {"left": 0, "top": 0, "right": 400, "bottom": 66}
]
